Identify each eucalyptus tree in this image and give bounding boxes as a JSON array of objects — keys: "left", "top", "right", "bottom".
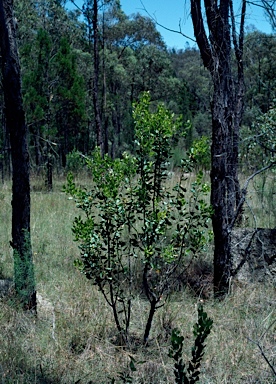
[
  {"left": 170, "top": 48, "right": 211, "bottom": 114},
  {"left": 170, "top": 48, "right": 212, "bottom": 140},
  {"left": 22, "top": 28, "right": 53, "bottom": 173},
  {"left": 190, "top": 0, "right": 247, "bottom": 297},
  {"left": 133, "top": 45, "right": 177, "bottom": 101},
  {"left": 71, "top": 0, "right": 127, "bottom": 156},
  {"left": 101, "top": 5, "right": 177, "bottom": 155},
  {"left": 97, "top": 1, "right": 172, "bottom": 156},
  {"left": 241, "top": 31, "right": 276, "bottom": 170},
  {"left": 54, "top": 37, "right": 87, "bottom": 167},
  {"left": 78, "top": 0, "right": 114, "bottom": 156},
  {"left": 0, "top": 0, "right": 36, "bottom": 310},
  {"left": 243, "top": 31, "right": 276, "bottom": 115},
  {"left": 19, "top": 0, "right": 87, "bottom": 175}
]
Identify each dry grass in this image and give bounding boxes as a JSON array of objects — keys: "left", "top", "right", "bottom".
[
  {"left": 241, "top": 171, "right": 276, "bottom": 228},
  {"left": 0, "top": 175, "right": 275, "bottom": 383}
]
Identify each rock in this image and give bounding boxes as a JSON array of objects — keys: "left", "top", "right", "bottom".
[
  {"left": 36, "top": 292, "right": 54, "bottom": 314},
  {"left": 0, "top": 279, "right": 14, "bottom": 297},
  {"left": 231, "top": 228, "right": 276, "bottom": 285}
]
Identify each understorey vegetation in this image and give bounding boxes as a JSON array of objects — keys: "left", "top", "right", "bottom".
[{"left": 65, "top": 93, "right": 212, "bottom": 346}]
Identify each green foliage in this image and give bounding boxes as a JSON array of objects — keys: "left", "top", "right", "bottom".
[
  {"left": 255, "top": 105, "right": 276, "bottom": 162},
  {"left": 241, "top": 104, "right": 276, "bottom": 171},
  {"left": 132, "top": 93, "right": 212, "bottom": 343},
  {"left": 65, "top": 92, "right": 212, "bottom": 344},
  {"left": 190, "top": 136, "right": 211, "bottom": 170},
  {"left": 54, "top": 37, "right": 87, "bottom": 162},
  {"left": 22, "top": 28, "right": 52, "bottom": 122},
  {"left": 65, "top": 149, "right": 86, "bottom": 173},
  {"left": 169, "top": 304, "right": 213, "bottom": 384},
  {"left": 19, "top": 4, "right": 87, "bottom": 171},
  {"left": 65, "top": 148, "right": 137, "bottom": 342},
  {"left": 6, "top": 0, "right": 276, "bottom": 182},
  {"left": 172, "top": 127, "right": 210, "bottom": 170},
  {"left": 111, "top": 305, "right": 212, "bottom": 383},
  {"left": 170, "top": 48, "right": 212, "bottom": 138},
  {"left": 244, "top": 32, "right": 276, "bottom": 115},
  {"left": 55, "top": 38, "right": 86, "bottom": 120}
]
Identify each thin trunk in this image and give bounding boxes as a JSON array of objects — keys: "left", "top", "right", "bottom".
[
  {"left": 142, "top": 262, "right": 160, "bottom": 343},
  {"left": 143, "top": 299, "right": 157, "bottom": 345},
  {"left": 35, "top": 126, "right": 42, "bottom": 172},
  {"left": 0, "top": 0, "right": 36, "bottom": 310},
  {"left": 46, "top": 142, "right": 52, "bottom": 191},
  {"left": 92, "top": 0, "right": 104, "bottom": 156},
  {"left": 102, "top": 9, "right": 108, "bottom": 155}
]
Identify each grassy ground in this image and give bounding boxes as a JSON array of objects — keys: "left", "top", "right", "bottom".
[{"left": 0, "top": 174, "right": 275, "bottom": 383}]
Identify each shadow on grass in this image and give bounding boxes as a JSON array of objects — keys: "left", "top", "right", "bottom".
[{"left": 0, "top": 363, "right": 62, "bottom": 384}]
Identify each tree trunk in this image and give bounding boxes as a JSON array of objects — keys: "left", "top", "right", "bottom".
[
  {"left": 0, "top": 0, "right": 36, "bottom": 310},
  {"left": 92, "top": 0, "right": 105, "bottom": 156},
  {"left": 34, "top": 126, "right": 43, "bottom": 171},
  {"left": 211, "top": 78, "right": 235, "bottom": 296},
  {"left": 46, "top": 142, "right": 53, "bottom": 191},
  {"left": 143, "top": 299, "right": 158, "bottom": 345},
  {"left": 191, "top": 0, "right": 246, "bottom": 297}
]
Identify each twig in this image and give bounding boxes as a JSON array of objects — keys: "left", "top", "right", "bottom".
[
  {"left": 231, "top": 228, "right": 258, "bottom": 278},
  {"left": 70, "top": 0, "right": 82, "bottom": 12},
  {"left": 247, "top": 336, "right": 276, "bottom": 377},
  {"left": 245, "top": 197, "right": 258, "bottom": 228},
  {"left": 52, "top": 308, "right": 56, "bottom": 341},
  {"left": 139, "top": 0, "right": 196, "bottom": 43},
  {"left": 229, "top": 162, "right": 276, "bottom": 231}
]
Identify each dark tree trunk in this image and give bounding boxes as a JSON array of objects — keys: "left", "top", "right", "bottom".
[
  {"left": 0, "top": 106, "right": 11, "bottom": 182},
  {"left": 34, "top": 126, "right": 43, "bottom": 171},
  {"left": 0, "top": 0, "right": 36, "bottom": 310},
  {"left": 143, "top": 299, "right": 157, "bottom": 345},
  {"left": 92, "top": 0, "right": 105, "bottom": 156},
  {"left": 191, "top": 0, "right": 246, "bottom": 297},
  {"left": 46, "top": 142, "right": 53, "bottom": 191}
]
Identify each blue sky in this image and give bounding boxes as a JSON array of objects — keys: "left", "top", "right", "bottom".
[{"left": 119, "top": 0, "right": 274, "bottom": 49}]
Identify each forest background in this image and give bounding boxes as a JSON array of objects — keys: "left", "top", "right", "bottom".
[{"left": 0, "top": 0, "right": 276, "bottom": 180}]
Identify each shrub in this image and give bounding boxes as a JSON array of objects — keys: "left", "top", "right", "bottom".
[{"left": 65, "top": 92, "right": 212, "bottom": 345}]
